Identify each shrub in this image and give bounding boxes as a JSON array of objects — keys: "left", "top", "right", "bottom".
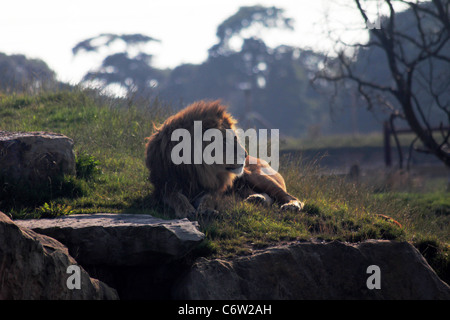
[
  {"left": 76, "top": 153, "right": 102, "bottom": 180},
  {"left": 36, "top": 202, "right": 74, "bottom": 218}
]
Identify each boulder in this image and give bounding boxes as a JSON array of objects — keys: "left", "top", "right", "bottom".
[
  {"left": 0, "top": 131, "right": 75, "bottom": 184},
  {"left": 16, "top": 213, "right": 205, "bottom": 299},
  {"left": 174, "top": 240, "right": 450, "bottom": 300},
  {"left": 0, "top": 211, "right": 118, "bottom": 300},
  {"left": 14, "top": 213, "right": 449, "bottom": 300},
  {"left": 16, "top": 213, "right": 205, "bottom": 267}
]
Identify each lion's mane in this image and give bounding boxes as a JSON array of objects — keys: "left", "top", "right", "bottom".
[{"left": 145, "top": 100, "right": 239, "bottom": 202}]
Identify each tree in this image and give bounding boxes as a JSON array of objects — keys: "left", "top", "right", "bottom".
[
  {"left": 209, "top": 5, "right": 294, "bottom": 58},
  {"left": 316, "top": 0, "right": 450, "bottom": 168},
  {"left": 0, "top": 53, "right": 56, "bottom": 93},
  {"left": 158, "top": 5, "right": 338, "bottom": 136},
  {"left": 72, "top": 33, "right": 166, "bottom": 96},
  {"left": 208, "top": 6, "right": 294, "bottom": 94}
]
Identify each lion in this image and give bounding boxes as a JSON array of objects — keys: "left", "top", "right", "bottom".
[{"left": 145, "top": 100, "right": 304, "bottom": 219}]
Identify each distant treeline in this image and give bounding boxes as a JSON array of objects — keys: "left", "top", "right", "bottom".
[{"left": 2, "top": 4, "right": 447, "bottom": 138}]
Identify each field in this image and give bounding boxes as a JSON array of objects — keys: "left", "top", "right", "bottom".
[{"left": 0, "top": 89, "right": 448, "bottom": 283}]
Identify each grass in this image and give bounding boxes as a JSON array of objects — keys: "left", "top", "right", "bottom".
[
  {"left": 0, "top": 89, "right": 168, "bottom": 217},
  {"left": 281, "top": 131, "right": 434, "bottom": 150},
  {"left": 0, "top": 88, "right": 448, "bottom": 283}
]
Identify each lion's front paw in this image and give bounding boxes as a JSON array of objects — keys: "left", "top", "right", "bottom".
[{"left": 280, "top": 200, "right": 304, "bottom": 212}]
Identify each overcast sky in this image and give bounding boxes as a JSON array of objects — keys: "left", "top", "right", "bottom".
[{"left": 1, "top": 0, "right": 392, "bottom": 84}]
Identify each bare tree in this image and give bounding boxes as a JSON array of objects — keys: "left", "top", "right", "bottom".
[{"left": 316, "top": 0, "right": 450, "bottom": 168}]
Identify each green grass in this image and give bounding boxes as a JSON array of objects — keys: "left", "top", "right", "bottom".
[
  {"left": 282, "top": 132, "right": 401, "bottom": 150},
  {"left": 0, "top": 89, "right": 448, "bottom": 283},
  {"left": 0, "top": 90, "right": 168, "bottom": 216},
  {"left": 372, "top": 191, "right": 450, "bottom": 242},
  {"left": 281, "top": 131, "right": 442, "bottom": 151}
]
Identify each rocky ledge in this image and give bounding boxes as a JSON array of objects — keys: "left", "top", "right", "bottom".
[
  {"left": 0, "top": 211, "right": 118, "bottom": 299},
  {"left": 3, "top": 211, "right": 449, "bottom": 300},
  {"left": 15, "top": 213, "right": 205, "bottom": 299},
  {"left": 16, "top": 213, "right": 205, "bottom": 267},
  {"left": 174, "top": 240, "right": 450, "bottom": 300}
]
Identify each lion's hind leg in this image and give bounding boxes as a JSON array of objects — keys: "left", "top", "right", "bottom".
[
  {"left": 244, "top": 166, "right": 304, "bottom": 212},
  {"left": 244, "top": 193, "right": 273, "bottom": 207},
  {"left": 280, "top": 199, "right": 304, "bottom": 212}
]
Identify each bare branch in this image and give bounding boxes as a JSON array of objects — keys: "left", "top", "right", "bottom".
[{"left": 320, "top": 0, "right": 450, "bottom": 168}]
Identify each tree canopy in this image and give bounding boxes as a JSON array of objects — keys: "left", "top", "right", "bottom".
[
  {"left": 72, "top": 33, "right": 165, "bottom": 95},
  {"left": 0, "top": 53, "right": 56, "bottom": 93},
  {"left": 69, "top": 3, "right": 448, "bottom": 142}
]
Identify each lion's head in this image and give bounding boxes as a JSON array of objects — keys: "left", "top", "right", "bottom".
[{"left": 145, "top": 100, "right": 247, "bottom": 201}]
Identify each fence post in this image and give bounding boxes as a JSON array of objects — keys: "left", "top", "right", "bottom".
[{"left": 383, "top": 121, "right": 392, "bottom": 167}]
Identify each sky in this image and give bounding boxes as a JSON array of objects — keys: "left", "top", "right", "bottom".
[{"left": 1, "top": 0, "right": 387, "bottom": 84}]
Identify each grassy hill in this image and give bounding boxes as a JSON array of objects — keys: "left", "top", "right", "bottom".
[{"left": 0, "top": 89, "right": 448, "bottom": 282}]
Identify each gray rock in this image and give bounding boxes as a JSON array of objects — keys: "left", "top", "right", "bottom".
[
  {"left": 175, "top": 240, "right": 450, "bottom": 300},
  {"left": 0, "top": 211, "right": 118, "bottom": 300},
  {"left": 0, "top": 131, "right": 75, "bottom": 184},
  {"left": 16, "top": 213, "right": 205, "bottom": 267}
]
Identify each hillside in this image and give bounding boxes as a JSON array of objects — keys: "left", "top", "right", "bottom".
[{"left": 0, "top": 89, "right": 448, "bottom": 283}]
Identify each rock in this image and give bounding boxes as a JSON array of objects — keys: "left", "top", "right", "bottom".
[
  {"left": 15, "top": 214, "right": 448, "bottom": 300},
  {"left": 16, "top": 213, "right": 205, "bottom": 299},
  {"left": 16, "top": 213, "right": 205, "bottom": 267},
  {"left": 174, "top": 240, "right": 450, "bottom": 300},
  {"left": 0, "top": 211, "right": 118, "bottom": 300},
  {"left": 0, "top": 131, "right": 75, "bottom": 185}
]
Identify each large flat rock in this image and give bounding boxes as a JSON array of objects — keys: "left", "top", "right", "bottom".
[{"left": 16, "top": 213, "right": 205, "bottom": 267}]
